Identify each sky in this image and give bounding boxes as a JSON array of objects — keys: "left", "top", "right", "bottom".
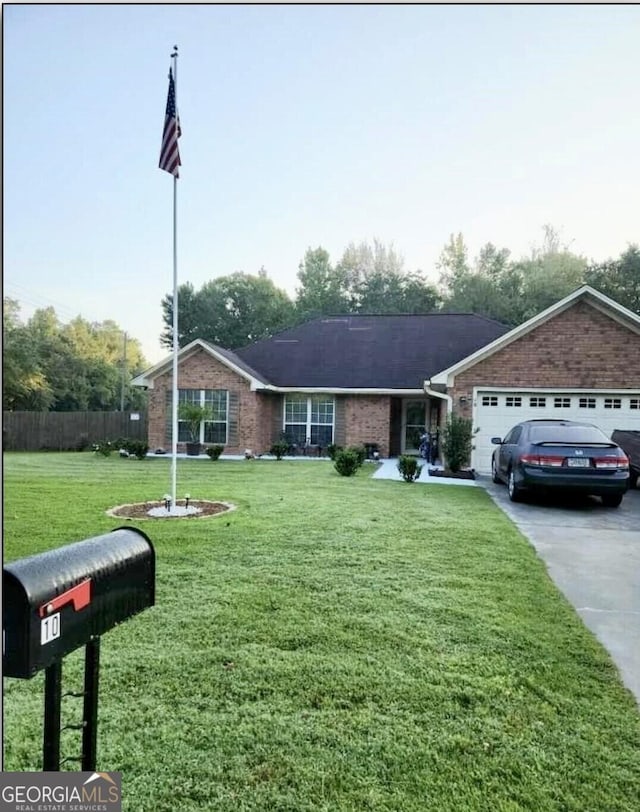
[{"left": 4, "top": 3, "right": 639, "bottom": 365}]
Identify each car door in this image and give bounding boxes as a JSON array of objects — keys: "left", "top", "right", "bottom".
[{"left": 499, "top": 425, "right": 522, "bottom": 477}]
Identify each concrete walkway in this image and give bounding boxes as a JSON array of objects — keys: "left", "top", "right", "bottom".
[{"left": 371, "top": 457, "right": 478, "bottom": 487}]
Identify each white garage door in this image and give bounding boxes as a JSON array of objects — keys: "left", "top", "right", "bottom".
[{"left": 473, "top": 390, "right": 640, "bottom": 474}]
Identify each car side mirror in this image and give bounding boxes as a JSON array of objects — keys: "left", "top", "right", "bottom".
[{"left": 491, "top": 437, "right": 502, "bottom": 445}]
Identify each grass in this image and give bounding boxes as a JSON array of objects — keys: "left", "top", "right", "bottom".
[{"left": 3, "top": 452, "right": 640, "bottom": 811}]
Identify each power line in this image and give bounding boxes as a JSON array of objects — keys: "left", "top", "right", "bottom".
[{"left": 4, "top": 283, "right": 100, "bottom": 324}]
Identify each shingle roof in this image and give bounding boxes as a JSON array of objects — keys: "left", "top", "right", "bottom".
[
  {"left": 201, "top": 342, "right": 272, "bottom": 385},
  {"left": 234, "top": 314, "right": 510, "bottom": 389}
]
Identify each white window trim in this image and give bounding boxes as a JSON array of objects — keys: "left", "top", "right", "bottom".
[
  {"left": 283, "top": 395, "right": 335, "bottom": 445},
  {"left": 179, "top": 388, "right": 229, "bottom": 444}
]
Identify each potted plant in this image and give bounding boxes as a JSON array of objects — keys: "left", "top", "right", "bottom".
[{"left": 178, "top": 402, "right": 213, "bottom": 456}]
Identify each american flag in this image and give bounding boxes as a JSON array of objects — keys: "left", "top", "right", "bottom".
[{"left": 159, "top": 68, "right": 181, "bottom": 177}]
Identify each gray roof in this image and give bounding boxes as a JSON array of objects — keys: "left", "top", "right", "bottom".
[{"left": 234, "top": 313, "right": 510, "bottom": 389}]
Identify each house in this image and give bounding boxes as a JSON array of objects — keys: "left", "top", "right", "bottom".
[{"left": 132, "top": 286, "right": 640, "bottom": 473}]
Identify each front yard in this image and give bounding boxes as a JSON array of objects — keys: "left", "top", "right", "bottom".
[{"left": 3, "top": 453, "right": 639, "bottom": 811}]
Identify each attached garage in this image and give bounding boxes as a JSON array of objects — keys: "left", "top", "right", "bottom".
[
  {"left": 428, "top": 286, "right": 640, "bottom": 474},
  {"left": 473, "top": 389, "right": 640, "bottom": 474}
]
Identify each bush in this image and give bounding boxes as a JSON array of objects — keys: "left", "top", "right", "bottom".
[
  {"left": 126, "top": 440, "right": 149, "bottom": 460},
  {"left": 441, "top": 414, "right": 474, "bottom": 473},
  {"left": 334, "top": 449, "right": 361, "bottom": 477},
  {"left": 93, "top": 440, "right": 113, "bottom": 457},
  {"left": 346, "top": 444, "right": 366, "bottom": 467},
  {"left": 327, "top": 443, "right": 343, "bottom": 461},
  {"left": 115, "top": 438, "right": 149, "bottom": 459},
  {"left": 270, "top": 440, "right": 290, "bottom": 460},
  {"left": 206, "top": 444, "right": 224, "bottom": 460},
  {"left": 397, "top": 455, "right": 421, "bottom": 483}
]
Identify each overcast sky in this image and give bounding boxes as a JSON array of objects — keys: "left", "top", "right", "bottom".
[{"left": 4, "top": 4, "right": 639, "bottom": 364}]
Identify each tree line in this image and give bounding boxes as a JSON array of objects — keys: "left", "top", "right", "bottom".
[
  {"left": 5, "top": 228, "right": 637, "bottom": 412},
  {"left": 161, "top": 228, "right": 640, "bottom": 351},
  {"left": 3, "top": 302, "right": 148, "bottom": 412}
]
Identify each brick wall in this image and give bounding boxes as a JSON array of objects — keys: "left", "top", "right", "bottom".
[
  {"left": 450, "top": 301, "right": 640, "bottom": 419},
  {"left": 147, "top": 348, "right": 269, "bottom": 454},
  {"left": 344, "top": 395, "right": 391, "bottom": 457}
]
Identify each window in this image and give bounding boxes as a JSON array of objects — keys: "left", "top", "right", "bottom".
[
  {"left": 504, "top": 426, "right": 522, "bottom": 445},
  {"left": 554, "top": 397, "right": 571, "bottom": 408},
  {"left": 482, "top": 395, "right": 498, "bottom": 407},
  {"left": 604, "top": 398, "right": 621, "bottom": 409},
  {"left": 203, "top": 390, "right": 229, "bottom": 443},
  {"left": 579, "top": 397, "right": 596, "bottom": 409},
  {"left": 506, "top": 396, "right": 522, "bottom": 407},
  {"left": 178, "top": 389, "right": 228, "bottom": 444},
  {"left": 284, "top": 395, "right": 334, "bottom": 446},
  {"left": 529, "top": 397, "right": 546, "bottom": 407},
  {"left": 631, "top": 399, "right": 640, "bottom": 410}
]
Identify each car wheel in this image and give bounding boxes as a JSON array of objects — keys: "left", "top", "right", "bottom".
[
  {"left": 507, "top": 470, "right": 522, "bottom": 502},
  {"left": 491, "top": 458, "right": 501, "bottom": 484},
  {"left": 602, "top": 493, "right": 623, "bottom": 508}
]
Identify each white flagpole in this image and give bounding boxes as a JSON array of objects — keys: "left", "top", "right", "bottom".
[{"left": 170, "top": 45, "right": 179, "bottom": 511}]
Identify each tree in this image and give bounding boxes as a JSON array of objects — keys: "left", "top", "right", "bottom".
[
  {"left": 2, "top": 299, "right": 53, "bottom": 410},
  {"left": 2, "top": 300, "right": 148, "bottom": 412},
  {"left": 160, "top": 282, "right": 206, "bottom": 349},
  {"left": 584, "top": 244, "right": 640, "bottom": 315},
  {"left": 438, "top": 236, "right": 521, "bottom": 324},
  {"left": 295, "top": 247, "right": 350, "bottom": 319},
  {"left": 335, "top": 240, "right": 440, "bottom": 314},
  {"left": 511, "top": 227, "right": 587, "bottom": 322},
  {"left": 437, "top": 232, "right": 472, "bottom": 297},
  {"left": 437, "top": 227, "right": 588, "bottom": 326},
  {"left": 161, "top": 270, "right": 295, "bottom": 350}
]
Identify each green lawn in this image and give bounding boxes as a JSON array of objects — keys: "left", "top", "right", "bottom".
[{"left": 3, "top": 453, "right": 639, "bottom": 811}]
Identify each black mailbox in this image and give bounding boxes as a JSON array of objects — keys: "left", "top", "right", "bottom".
[{"left": 3, "top": 527, "right": 155, "bottom": 679}]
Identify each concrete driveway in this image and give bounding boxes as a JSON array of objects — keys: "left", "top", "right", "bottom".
[{"left": 482, "top": 478, "right": 640, "bottom": 705}]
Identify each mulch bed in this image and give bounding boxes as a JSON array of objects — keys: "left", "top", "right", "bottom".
[
  {"left": 428, "top": 469, "right": 476, "bottom": 480},
  {"left": 107, "top": 500, "right": 234, "bottom": 520}
]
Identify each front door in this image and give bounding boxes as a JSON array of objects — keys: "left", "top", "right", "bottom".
[{"left": 403, "top": 400, "right": 428, "bottom": 454}]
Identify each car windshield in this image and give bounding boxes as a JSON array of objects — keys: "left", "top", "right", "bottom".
[{"left": 529, "top": 425, "right": 613, "bottom": 445}]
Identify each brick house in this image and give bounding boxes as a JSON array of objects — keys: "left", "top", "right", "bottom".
[{"left": 132, "top": 286, "right": 640, "bottom": 473}]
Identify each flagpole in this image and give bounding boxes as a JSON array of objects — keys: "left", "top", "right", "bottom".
[{"left": 170, "top": 45, "right": 179, "bottom": 512}]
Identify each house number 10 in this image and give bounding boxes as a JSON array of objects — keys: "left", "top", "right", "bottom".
[{"left": 41, "top": 613, "right": 61, "bottom": 645}]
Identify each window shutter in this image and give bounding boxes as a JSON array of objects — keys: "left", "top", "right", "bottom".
[
  {"left": 272, "top": 396, "right": 284, "bottom": 443},
  {"left": 165, "top": 390, "right": 173, "bottom": 444},
  {"left": 334, "top": 396, "right": 346, "bottom": 447},
  {"left": 228, "top": 391, "right": 239, "bottom": 446}
]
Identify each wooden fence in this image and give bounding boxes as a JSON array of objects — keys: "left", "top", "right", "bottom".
[{"left": 3, "top": 411, "right": 148, "bottom": 452}]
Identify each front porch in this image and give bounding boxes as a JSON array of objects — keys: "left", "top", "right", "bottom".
[{"left": 389, "top": 395, "right": 444, "bottom": 457}]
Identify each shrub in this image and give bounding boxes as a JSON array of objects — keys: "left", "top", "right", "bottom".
[
  {"left": 93, "top": 440, "right": 113, "bottom": 457},
  {"left": 441, "top": 414, "right": 474, "bottom": 473},
  {"left": 126, "top": 440, "right": 149, "bottom": 460},
  {"left": 397, "top": 455, "right": 421, "bottom": 483},
  {"left": 334, "top": 449, "right": 361, "bottom": 477},
  {"left": 205, "top": 444, "right": 224, "bottom": 460},
  {"left": 115, "top": 438, "right": 149, "bottom": 459},
  {"left": 346, "top": 444, "right": 366, "bottom": 467},
  {"left": 270, "top": 440, "right": 290, "bottom": 461},
  {"left": 327, "top": 443, "right": 343, "bottom": 461}
]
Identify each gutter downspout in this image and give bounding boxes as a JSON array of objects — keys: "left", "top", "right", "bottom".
[{"left": 423, "top": 379, "right": 452, "bottom": 412}]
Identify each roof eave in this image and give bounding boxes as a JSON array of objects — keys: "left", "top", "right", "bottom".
[{"left": 130, "top": 339, "right": 269, "bottom": 389}]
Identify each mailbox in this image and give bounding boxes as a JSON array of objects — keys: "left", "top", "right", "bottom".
[{"left": 3, "top": 526, "right": 155, "bottom": 679}]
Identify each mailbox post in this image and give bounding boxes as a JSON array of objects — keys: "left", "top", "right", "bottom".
[{"left": 3, "top": 527, "right": 155, "bottom": 771}]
